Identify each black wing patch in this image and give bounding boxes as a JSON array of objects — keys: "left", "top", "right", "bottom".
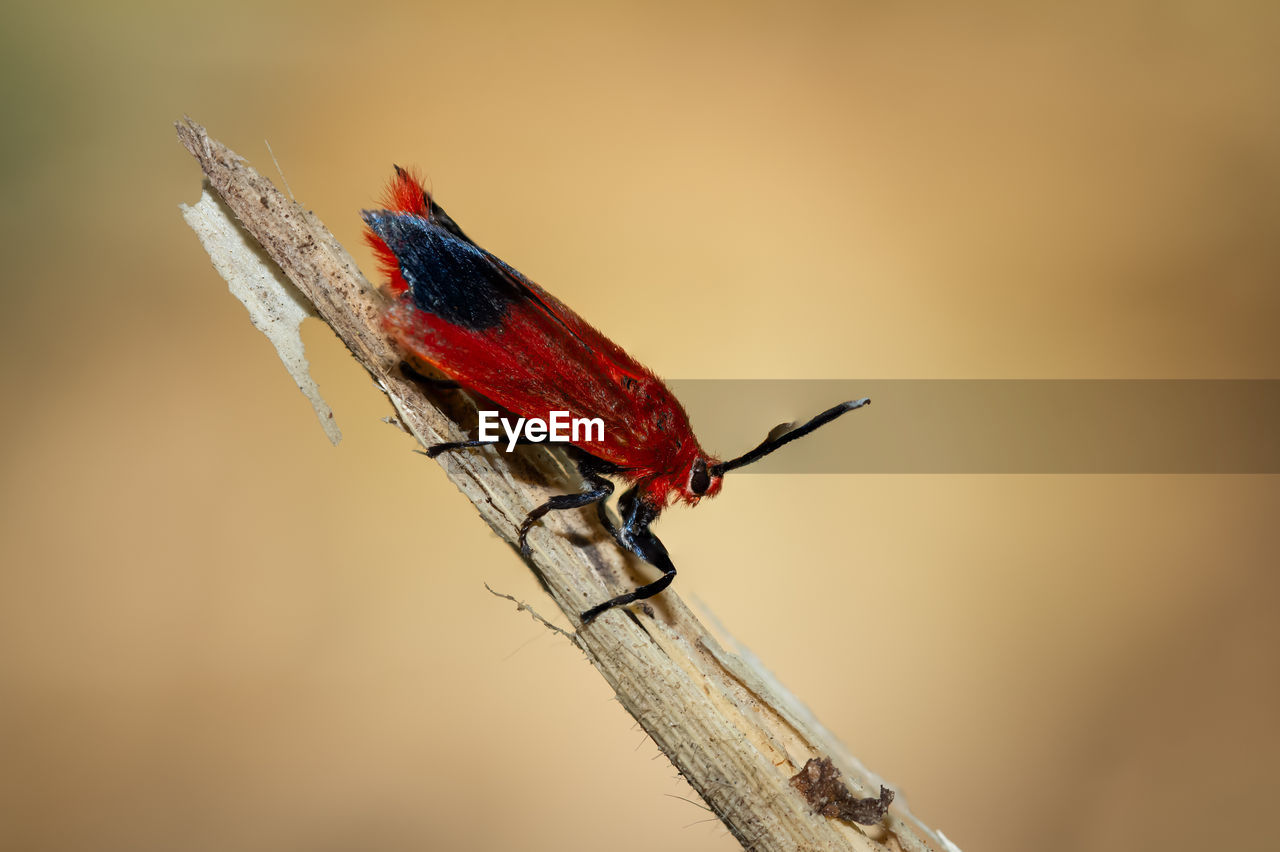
[
  {"left": 364, "top": 202, "right": 603, "bottom": 354},
  {"left": 362, "top": 210, "right": 517, "bottom": 330}
]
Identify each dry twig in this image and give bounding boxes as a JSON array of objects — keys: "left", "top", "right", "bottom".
[{"left": 176, "top": 117, "right": 957, "bottom": 852}]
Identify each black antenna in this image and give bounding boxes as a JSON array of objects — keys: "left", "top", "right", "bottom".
[{"left": 710, "top": 398, "right": 870, "bottom": 476}]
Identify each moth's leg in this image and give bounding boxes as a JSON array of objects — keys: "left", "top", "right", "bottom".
[
  {"left": 574, "top": 454, "right": 620, "bottom": 540},
  {"left": 422, "top": 437, "right": 538, "bottom": 458},
  {"left": 518, "top": 472, "right": 614, "bottom": 557},
  {"left": 595, "top": 499, "right": 618, "bottom": 540},
  {"left": 580, "top": 488, "right": 675, "bottom": 624}
]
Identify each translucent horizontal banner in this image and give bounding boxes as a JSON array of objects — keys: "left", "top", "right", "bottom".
[{"left": 670, "top": 380, "right": 1280, "bottom": 474}]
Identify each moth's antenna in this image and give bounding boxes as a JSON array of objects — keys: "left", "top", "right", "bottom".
[{"left": 710, "top": 398, "right": 870, "bottom": 476}]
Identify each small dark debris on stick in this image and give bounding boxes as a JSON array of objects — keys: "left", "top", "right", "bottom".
[{"left": 790, "top": 757, "right": 894, "bottom": 826}]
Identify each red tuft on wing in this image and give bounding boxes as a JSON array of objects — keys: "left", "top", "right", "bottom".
[{"left": 363, "top": 167, "right": 430, "bottom": 296}]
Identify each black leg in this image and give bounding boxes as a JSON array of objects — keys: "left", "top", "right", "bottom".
[
  {"left": 423, "top": 441, "right": 661, "bottom": 623},
  {"left": 518, "top": 472, "right": 614, "bottom": 557},
  {"left": 580, "top": 487, "right": 676, "bottom": 624},
  {"left": 595, "top": 499, "right": 618, "bottom": 540},
  {"left": 422, "top": 436, "right": 540, "bottom": 458}
]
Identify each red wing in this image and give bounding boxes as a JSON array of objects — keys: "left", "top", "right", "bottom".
[{"left": 364, "top": 176, "right": 698, "bottom": 478}]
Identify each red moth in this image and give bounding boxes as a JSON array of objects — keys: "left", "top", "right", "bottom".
[{"left": 363, "top": 168, "right": 868, "bottom": 623}]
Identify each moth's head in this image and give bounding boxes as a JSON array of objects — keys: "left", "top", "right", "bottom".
[{"left": 677, "top": 456, "right": 723, "bottom": 505}]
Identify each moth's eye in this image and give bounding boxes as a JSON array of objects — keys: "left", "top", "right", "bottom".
[{"left": 690, "top": 458, "right": 711, "bottom": 495}]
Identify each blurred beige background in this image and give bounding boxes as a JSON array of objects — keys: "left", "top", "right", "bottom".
[{"left": 2, "top": 2, "right": 1277, "bottom": 850}]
